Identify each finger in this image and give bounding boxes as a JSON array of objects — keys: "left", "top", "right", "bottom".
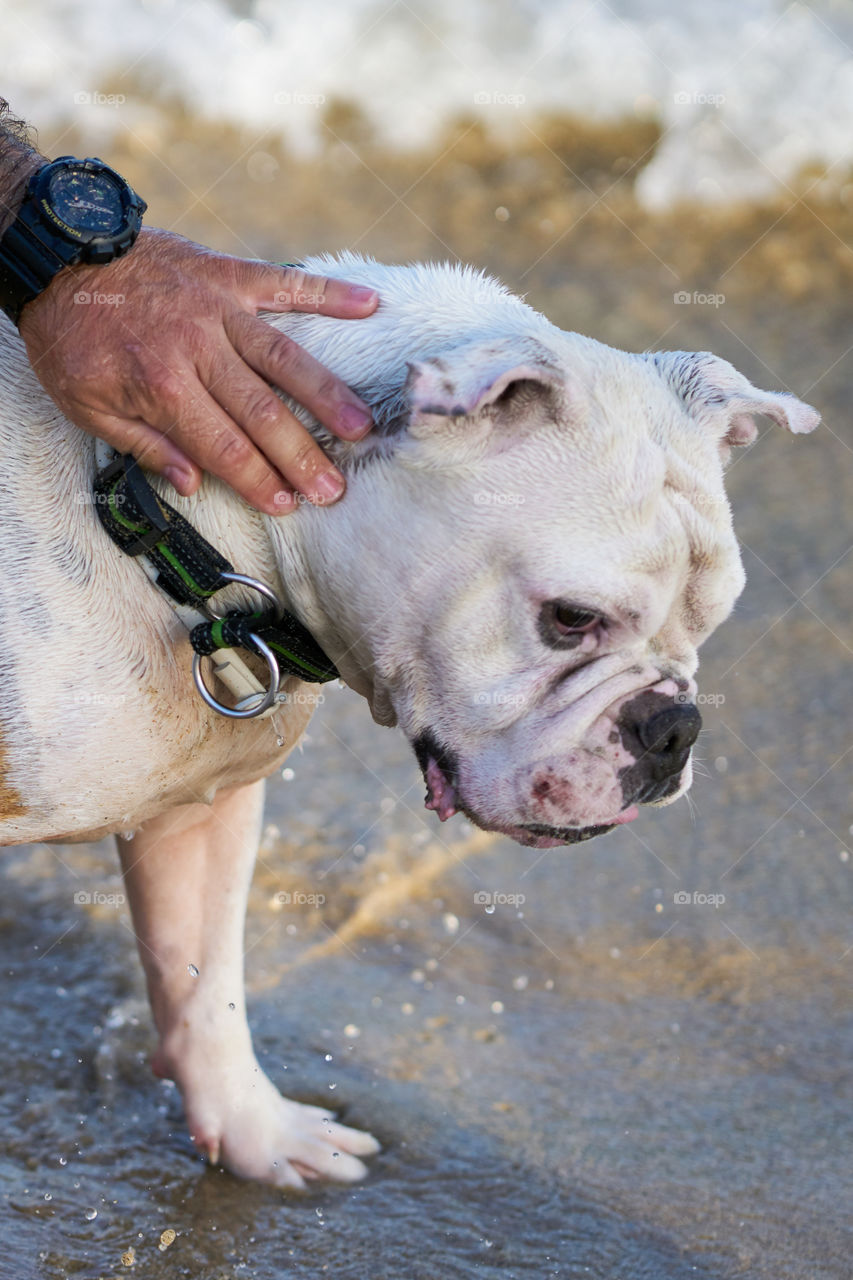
[
  {"left": 225, "top": 309, "right": 372, "bottom": 441},
  {"left": 201, "top": 340, "right": 348, "bottom": 506},
  {"left": 142, "top": 374, "right": 298, "bottom": 516},
  {"left": 237, "top": 262, "right": 379, "bottom": 319},
  {"left": 80, "top": 409, "right": 203, "bottom": 496}
]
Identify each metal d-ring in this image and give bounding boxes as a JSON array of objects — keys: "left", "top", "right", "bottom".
[
  {"left": 192, "top": 632, "right": 280, "bottom": 720},
  {"left": 192, "top": 572, "right": 285, "bottom": 718},
  {"left": 204, "top": 571, "right": 285, "bottom": 622}
]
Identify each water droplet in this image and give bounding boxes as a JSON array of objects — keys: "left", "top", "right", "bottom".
[
  {"left": 512, "top": 975, "right": 528, "bottom": 990},
  {"left": 276, "top": 735, "right": 285, "bottom": 747},
  {"left": 228, "top": 1002, "right": 235, "bottom": 1011},
  {"left": 44, "top": 1192, "right": 52, "bottom": 1201},
  {"left": 491, "top": 1001, "right": 504, "bottom": 1014},
  {"left": 281, "top": 767, "right": 295, "bottom": 781},
  {"left": 484, "top": 904, "right": 495, "bottom": 915},
  {"left": 324, "top": 1053, "right": 333, "bottom": 1062},
  {"left": 187, "top": 963, "right": 199, "bottom": 977},
  {"left": 332, "top": 1150, "right": 340, "bottom": 1159},
  {"left": 58, "top": 1156, "right": 67, "bottom": 1167},
  {"left": 85, "top": 1208, "right": 98, "bottom": 1221}
]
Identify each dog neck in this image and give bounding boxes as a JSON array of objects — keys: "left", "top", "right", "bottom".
[{"left": 155, "top": 465, "right": 389, "bottom": 717}]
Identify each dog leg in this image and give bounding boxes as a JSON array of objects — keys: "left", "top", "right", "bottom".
[{"left": 116, "top": 780, "right": 379, "bottom": 1188}]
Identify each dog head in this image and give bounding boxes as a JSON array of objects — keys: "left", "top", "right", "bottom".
[{"left": 272, "top": 258, "right": 819, "bottom": 847}]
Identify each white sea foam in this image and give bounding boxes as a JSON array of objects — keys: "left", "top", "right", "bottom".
[{"left": 2, "top": 0, "right": 852, "bottom": 207}]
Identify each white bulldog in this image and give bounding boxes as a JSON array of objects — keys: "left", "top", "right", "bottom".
[{"left": 0, "top": 254, "right": 818, "bottom": 1186}]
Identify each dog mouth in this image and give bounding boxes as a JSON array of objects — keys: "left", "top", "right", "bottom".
[
  {"left": 413, "top": 731, "right": 639, "bottom": 848},
  {"left": 494, "top": 821, "right": 618, "bottom": 848},
  {"left": 490, "top": 806, "right": 640, "bottom": 848},
  {"left": 414, "top": 732, "right": 461, "bottom": 822}
]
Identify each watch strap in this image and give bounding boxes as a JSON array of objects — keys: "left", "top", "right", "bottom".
[{"left": 0, "top": 213, "right": 74, "bottom": 323}]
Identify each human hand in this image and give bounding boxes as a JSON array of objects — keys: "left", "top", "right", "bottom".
[{"left": 18, "top": 227, "right": 379, "bottom": 513}]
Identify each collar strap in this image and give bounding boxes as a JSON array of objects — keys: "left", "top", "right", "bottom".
[{"left": 93, "top": 453, "right": 339, "bottom": 684}]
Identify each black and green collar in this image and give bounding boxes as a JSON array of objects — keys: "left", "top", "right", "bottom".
[{"left": 93, "top": 451, "right": 339, "bottom": 693}]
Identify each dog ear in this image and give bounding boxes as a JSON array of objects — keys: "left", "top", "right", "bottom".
[
  {"left": 403, "top": 336, "right": 565, "bottom": 441},
  {"left": 648, "top": 350, "right": 819, "bottom": 459}
]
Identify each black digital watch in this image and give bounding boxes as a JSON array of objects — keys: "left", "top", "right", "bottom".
[{"left": 0, "top": 155, "right": 147, "bottom": 326}]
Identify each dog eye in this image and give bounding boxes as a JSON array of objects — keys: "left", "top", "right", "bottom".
[
  {"left": 552, "top": 603, "right": 599, "bottom": 633},
  {"left": 539, "top": 601, "right": 603, "bottom": 649}
]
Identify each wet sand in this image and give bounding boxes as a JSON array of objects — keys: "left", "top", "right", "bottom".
[{"left": 2, "top": 114, "right": 852, "bottom": 1278}]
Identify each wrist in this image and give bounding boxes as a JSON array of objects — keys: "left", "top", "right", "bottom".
[
  {"left": 0, "top": 148, "right": 45, "bottom": 239},
  {"left": 0, "top": 155, "right": 147, "bottom": 325}
]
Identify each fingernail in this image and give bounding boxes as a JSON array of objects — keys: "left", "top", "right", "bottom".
[
  {"left": 163, "top": 465, "right": 193, "bottom": 492},
  {"left": 272, "top": 489, "right": 296, "bottom": 513},
  {"left": 311, "top": 470, "right": 346, "bottom": 504},
  {"left": 338, "top": 402, "right": 372, "bottom": 437},
  {"left": 348, "top": 285, "right": 377, "bottom": 303}
]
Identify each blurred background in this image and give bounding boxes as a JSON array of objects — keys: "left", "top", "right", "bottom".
[{"left": 1, "top": 3, "right": 852, "bottom": 1278}]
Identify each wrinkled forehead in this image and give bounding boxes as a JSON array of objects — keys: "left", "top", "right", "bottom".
[{"left": 468, "top": 412, "right": 742, "bottom": 636}]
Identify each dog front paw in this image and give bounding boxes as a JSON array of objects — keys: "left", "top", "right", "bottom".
[{"left": 179, "top": 1056, "right": 380, "bottom": 1188}]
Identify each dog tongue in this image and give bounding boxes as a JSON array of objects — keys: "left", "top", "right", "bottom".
[
  {"left": 610, "top": 804, "right": 640, "bottom": 825},
  {"left": 424, "top": 757, "right": 457, "bottom": 821}
]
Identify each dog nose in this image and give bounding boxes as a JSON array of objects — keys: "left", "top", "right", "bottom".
[{"left": 633, "top": 703, "right": 701, "bottom": 776}]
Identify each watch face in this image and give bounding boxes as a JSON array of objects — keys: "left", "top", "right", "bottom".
[{"left": 47, "top": 166, "right": 125, "bottom": 235}]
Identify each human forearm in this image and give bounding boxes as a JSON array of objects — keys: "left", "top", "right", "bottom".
[{"left": 0, "top": 98, "right": 45, "bottom": 237}]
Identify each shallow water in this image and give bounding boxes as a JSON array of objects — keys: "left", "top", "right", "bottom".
[{"left": 2, "top": 108, "right": 852, "bottom": 1280}]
